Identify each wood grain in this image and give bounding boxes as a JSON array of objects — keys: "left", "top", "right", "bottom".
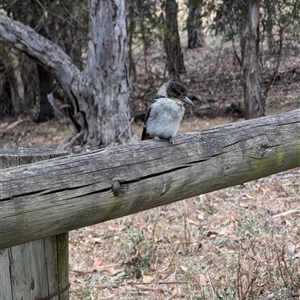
[
  {"left": 1, "top": 109, "right": 300, "bottom": 249},
  {"left": 0, "top": 149, "right": 69, "bottom": 300}
]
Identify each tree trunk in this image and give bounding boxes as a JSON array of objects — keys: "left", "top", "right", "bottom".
[
  {"left": 241, "top": 0, "right": 264, "bottom": 119},
  {"left": 28, "top": 5, "right": 56, "bottom": 123},
  {"left": 20, "top": 58, "right": 37, "bottom": 111},
  {"left": 35, "top": 25, "right": 55, "bottom": 123},
  {"left": 163, "top": 0, "right": 186, "bottom": 78},
  {"left": 126, "top": 0, "right": 137, "bottom": 82},
  {"left": 187, "top": 0, "right": 205, "bottom": 49},
  {"left": 35, "top": 63, "right": 55, "bottom": 122},
  {"left": 0, "top": 0, "right": 131, "bottom": 148},
  {"left": 0, "top": 66, "right": 12, "bottom": 117},
  {"left": 75, "top": 0, "right": 131, "bottom": 147},
  {"left": 265, "top": 0, "right": 277, "bottom": 54},
  {"left": 0, "top": 47, "right": 23, "bottom": 117}
]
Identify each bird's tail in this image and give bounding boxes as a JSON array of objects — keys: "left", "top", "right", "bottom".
[{"left": 141, "top": 127, "right": 148, "bottom": 140}]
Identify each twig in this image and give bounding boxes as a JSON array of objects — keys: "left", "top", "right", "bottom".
[
  {"left": 58, "top": 131, "right": 84, "bottom": 150},
  {"left": 207, "top": 273, "right": 216, "bottom": 298},
  {"left": 99, "top": 284, "right": 119, "bottom": 289},
  {"left": 272, "top": 208, "right": 299, "bottom": 219},
  {"left": 115, "top": 117, "right": 134, "bottom": 142},
  {"left": 70, "top": 263, "right": 119, "bottom": 274},
  {"left": 163, "top": 242, "right": 181, "bottom": 270},
  {"left": 131, "top": 281, "right": 188, "bottom": 285},
  {"left": 229, "top": 23, "right": 242, "bottom": 68},
  {"left": 130, "top": 284, "right": 167, "bottom": 293},
  {"left": 6, "top": 117, "right": 23, "bottom": 130},
  {"left": 237, "top": 246, "right": 242, "bottom": 300},
  {"left": 215, "top": 36, "right": 224, "bottom": 70},
  {"left": 47, "top": 92, "right": 66, "bottom": 116}
]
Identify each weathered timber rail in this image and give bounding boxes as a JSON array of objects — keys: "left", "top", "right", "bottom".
[{"left": 1, "top": 109, "right": 300, "bottom": 250}]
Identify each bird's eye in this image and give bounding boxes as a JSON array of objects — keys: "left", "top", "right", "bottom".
[{"left": 168, "top": 83, "right": 187, "bottom": 98}]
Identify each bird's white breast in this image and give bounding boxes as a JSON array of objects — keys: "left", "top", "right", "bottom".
[{"left": 146, "top": 98, "right": 185, "bottom": 139}]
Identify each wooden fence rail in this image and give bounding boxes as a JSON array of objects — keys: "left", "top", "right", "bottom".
[{"left": 1, "top": 109, "right": 299, "bottom": 251}]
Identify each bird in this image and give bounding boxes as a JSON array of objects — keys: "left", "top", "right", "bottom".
[{"left": 141, "top": 81, "right": 194, "bottom": 145}]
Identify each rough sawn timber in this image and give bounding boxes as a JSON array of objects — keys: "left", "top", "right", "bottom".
[
  {"left": 1, "top": 109, "right": 300, "bottom": 249},
  {"left": 0, "top": 148, "right": 69, "bottom": 300}
]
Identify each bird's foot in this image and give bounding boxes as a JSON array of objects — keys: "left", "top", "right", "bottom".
[
  {"left": 168, "top": 136, "right": 175, "bottom": 145},
  {"left": 153, "top": 136, "right": 175, "bottom": 145}
]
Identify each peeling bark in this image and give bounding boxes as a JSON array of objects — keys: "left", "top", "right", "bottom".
[
  {"left": 241, "top": 0, "right": 264, "bottom": 119},
  {"left": 0, "top": 0, "right": 131, "bottom": 148}
]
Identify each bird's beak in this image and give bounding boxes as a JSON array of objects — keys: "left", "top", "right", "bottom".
[{"left": 181, "top": 96, "right": 194, "bottom": 106}]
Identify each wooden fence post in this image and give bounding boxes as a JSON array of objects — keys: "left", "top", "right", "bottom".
[{"left": 0, "top": 148, "right": 70, "bottom": 300}]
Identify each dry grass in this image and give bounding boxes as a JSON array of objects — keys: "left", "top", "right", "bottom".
[
  {"left": 67, "top": 116, "right": 299, "bottom": 300},
  {"left": 68, "top": 166, "right": 299, "bottom": 300}
]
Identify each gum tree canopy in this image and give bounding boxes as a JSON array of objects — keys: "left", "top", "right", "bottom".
[{"left": 0, "top": 0, "right": 131, "bottom": 148}]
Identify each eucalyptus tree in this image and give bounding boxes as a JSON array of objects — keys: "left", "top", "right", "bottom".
[
  {"left": 0, "top": 0, "right": 131, "bottom": 148},
  {"left": 187, "top": 0, "right": 205, "bottom": 49},
  {"left": 0, "top": 0, "right": 89, "bottom": 121},
  {"left": 241, "top": 0, "right": 264, "bottom": 119},
  {"left": 163, "top": 0, "right": 186, "bottom": 79}
]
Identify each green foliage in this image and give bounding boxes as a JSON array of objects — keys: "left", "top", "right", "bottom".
[
  {"left": 214, "top": 285, "right": 237, "bottom": 300},
  {"left": 0, "top": 0, "right": 89, "bottom": 66},
  {"left": 0, "top": 0, "right": 89, "bottom": 117},
  {"left": 236, "top": 203, "right": 261, "bottom": 239},
  {"left": 0, "top": 43, "right": 14, "bottom": 67},
  {"left": 126, "top": 0, "right": 165, "bottom": 48},
  {"left": 205, "top": 0, "right": 300, "bottom": 44},
  {"left": 119, "top": 229, "right": 154, "bottom": 279}
]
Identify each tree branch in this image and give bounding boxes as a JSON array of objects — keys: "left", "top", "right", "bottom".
[{"left": 0, "top": 12, "right": 79, "bottom": 92}]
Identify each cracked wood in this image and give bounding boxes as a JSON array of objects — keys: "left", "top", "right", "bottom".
[{"left": 0, "top": 109, "right": 300, "bottom": 249}]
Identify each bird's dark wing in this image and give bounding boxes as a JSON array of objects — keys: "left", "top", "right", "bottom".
[
  {"left": 141, "top": 95, "right": 164, "bottom": 141},
  {"left": 141, "top": 105, "right": 151, "bottom": 140}
]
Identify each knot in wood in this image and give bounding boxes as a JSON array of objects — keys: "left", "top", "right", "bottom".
[{"left": 112, "top": 181, "right": 121, "bottom": 196}]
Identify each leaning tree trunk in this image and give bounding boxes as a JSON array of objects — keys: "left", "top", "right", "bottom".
[
  {"left": 241, "top": 0, "right": 264, "bottom": 120},
  {"left": 0, "top": 0, "right": 131, "bottom": 148},
  {"left": 0, "top": 65, "right": 12, "bottom": 117},
  {"left": 164, "top": 0, "right": 186, "bottom": 78}
]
